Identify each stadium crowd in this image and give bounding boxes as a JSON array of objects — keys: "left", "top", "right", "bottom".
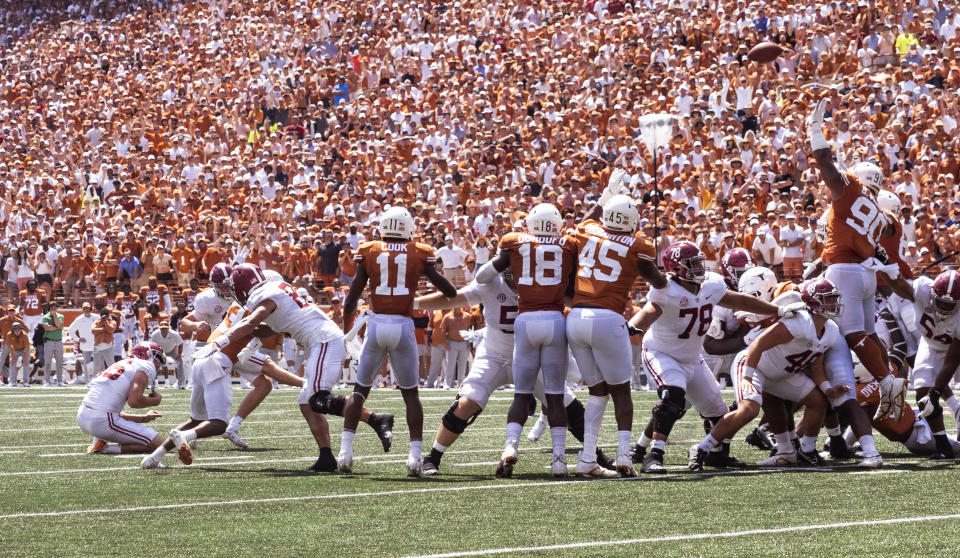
[{"left": 0, "top": 0, "right": 959, "bottom": 386}]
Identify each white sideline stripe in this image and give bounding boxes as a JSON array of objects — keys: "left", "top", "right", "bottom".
[
  {"left": 399, "top": 514, "right": 960, "bottom": 558},
  {"left": 849, "top": 469, "right": 909, "bottom": 476},
  {"left": 194, "top": 455, "right": 252, "bottom": 461},
  {"left": 451, "top": 461, "right": 499, "bottom": 467},
  {"left": 39, "top": 452, "right": 88, "bottom": 457},
  {"left": 0, "top": 450, "right": 24, "bottom": 454}
]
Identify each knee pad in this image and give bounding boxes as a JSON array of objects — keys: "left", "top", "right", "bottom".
[
  {"left": 308, "top": 390, "right": 346, "bottom": 416},
  {"left": 565, "top": 398, "right": 586, "bottom": 442},
  {"left": 652, "top": 386, "right": 686, "bottom": 436},
  {"left": 442, "top": 400, "right": 480, "bottom": 434}
]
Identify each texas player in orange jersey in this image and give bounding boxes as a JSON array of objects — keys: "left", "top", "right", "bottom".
[
  {"left": 18, "top": 279, "right": 46, "bottom": 337},
  {"left": 476, "top": 203, "right": 577, "bottom": 478},
  {"left": 340, "top": 206, "right": 458, "bottom": 476},
  {"left": 807, "top": 99, "right": 907, "bottom": 421},
  {"left": 564, "top": 193, "right": 667, "bottom": 478},
  {"left": 139, "top": 276, "right": 172, "bottom": 313}
]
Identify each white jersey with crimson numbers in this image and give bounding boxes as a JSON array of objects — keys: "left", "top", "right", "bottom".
[
  {"left": 245, "top": 282, "right": 343, "bottom": 345},
  {"left": 642, "top": 272, "right": 727, "bottom": 364},
  {"left": 82, "top": 358, "right": 157, "bottom": 413},
  {"left": 191, "top": 288, "right": 231, "bottom": 328},
  {"left": 911, "top": 276, "right": 960, "bottom": 351},
  {"left": 753, "top": 311, "right": 841, "bottom": 376},
  {"left": 460, "top": 276, "right": 518, "bottom": 360}
]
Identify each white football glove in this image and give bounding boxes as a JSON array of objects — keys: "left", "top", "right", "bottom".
[
  {"left": 193, "top": 343, "right": 219, "bottom": 361},
  {"left": 742, "top": 326, "right": 763, "bottom": 346},
  {"left": 807, "top": 99, "right": 829, "bottom": 151},
  {"left": 778, "top": 301, "right": 807, "bottom": 318},
  {"left": 917, "top": 389, "right": 942, "bottom": 419},
  {"left": 597, "top": 168, "right": 629, "bottom": 206},
  {"left": 806, "top": 98, "right": 827, "bottom": 129}
]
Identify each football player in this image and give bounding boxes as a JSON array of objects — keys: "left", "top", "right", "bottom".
[
  {"left": 80, "top": 342, "right": 164, "bottom": 455},
  {"left": 689, "top": 279, "right": 849, "bottom": 470},
  {"left": 629, "top": 241, "right": 804, "bottom": 473},
  {"left": 177, "top": 263, "right": 234, "bottom": 350},
  {"left": 475, "top": 203, "right": 577, "bottom": 477},
  {"left": 807, "top": 99, "right": 907, "bottom": 420},
  {"left": 341, "top": 207, "right": 458, "bottom": 476},
  {"left": 19, "top": 279, "right": 45, "bottom": 338},
  {"left": 565, "top": 191, "right": 667, "bottom": 477}
]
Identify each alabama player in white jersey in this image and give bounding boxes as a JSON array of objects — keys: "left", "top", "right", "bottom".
[
  {"left": 689, "top": 278, "right": 849, "bottom": 470},
  {"left": 178, "top": 263, "right": 234, "bottom": 353},
  {"left": 419, "top": 256, "right": 609, "bottom": 477},
  {"left": 629, "top": 241, "right": 803, "bottom": 473},
  {"left": 79, "top": 342, "right": 165, "bottom": 455},
  {"left": 907, "top": 271, "right": 960, "bottom": 458},
  {"left": 703, "top": 248, "right": 756, "bottom": 378},
  {"left": 807, "top": 99, "right": 907, "bottom": 420}
]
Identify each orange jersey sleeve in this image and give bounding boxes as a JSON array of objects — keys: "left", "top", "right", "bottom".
[
  {"left": 569, "top": 220, "right": 656, "bottom": 314},
  {"left": 500, "top": 232, "right": 575, "bottom": 313},
  {"left": 822, "top": 173, "right": 884, "bottom": 265},
  {"left": 356, "top": 240, "right": 433, "bottom": 316}
]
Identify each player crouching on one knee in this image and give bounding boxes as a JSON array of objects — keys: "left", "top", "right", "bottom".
[{"left": 79, "top": 342, "right": 165, "bottom": 455}]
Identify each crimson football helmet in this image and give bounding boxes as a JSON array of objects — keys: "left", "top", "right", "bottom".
[
  {"left": 229, "top": 263, "right": 267, "bottom": 305},
  {"left": 932, "top": 270, "right": 960, "bottom": 321},
  {"left": 131, "top": 341, "right": 165, "bottom": 369},
  {"left": 800, "top": 278, "right": 842, "bottom": 318},
  {"left": 663, "top": 241, "right": 706, "bottom": 283},
  {"left": 720, "top": 248, "right": 754, "bottom": 289},
  {"left": 209, "top": 262, "right": 233, "bottom": 299}
]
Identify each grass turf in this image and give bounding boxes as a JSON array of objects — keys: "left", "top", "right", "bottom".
[{"left": 0, "top": 385, "right": 957, "bottom": 557}]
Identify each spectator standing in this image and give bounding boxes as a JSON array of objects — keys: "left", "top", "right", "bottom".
[
  {"left": 0, "top": 306, "right": 26, "bottom": 385},
  {"left": 91, "top": 308, "right": 117, "bottom": 375},
  {"left": 440, "top": 307, "right": 471, "bottom": 389},
  {"left": 41, "top": 302, "right": 65, "bottom": 387},
  {"left": 68, "top": 302, "right": 97, "bottom": 383},
  {"left": 150, "top": 321, "right": 184, "bottom": 389},
  {"left": 316, "top": 231, "right": 341, "bottom": 288},
  {"left": 437, "top": 235, "right": 469, "bottom": 287},
  {"left": 779, "top": 213, "right": 805, "bottom": 282},
  {"left": 117, "top": 251, "right": 142, "bottom": 287},
  {"left": 425, "top": 310, "right": 447, "bottom": 388},
  {"left": 172, "top": 240, "right": 197, "bottom": 288},
  {"left": 5, "top": 323, "right": 30, "bottom": 387},
  {"left": 752, "top": 226, "right": 784, "bottom": 280}
]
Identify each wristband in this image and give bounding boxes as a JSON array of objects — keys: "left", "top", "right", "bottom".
[
  {"left": 742, "top": 365, "right": 758, "bottom": 381},
  {"left": 809, "top": 125, "right": 829, "bottom": 152},
  {"left": 819, "top": 381, "right": 832, "bottom": 392},
  {"left": 212, "top": 335, "right": 230, "bottom": 350}
]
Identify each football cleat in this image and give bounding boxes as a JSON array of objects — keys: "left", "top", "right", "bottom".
[
  {"left": 337, "top": 454, "right": 354, "bottom": 474},
  {"left": 640, "top": 452, "right": 667, "bottom": 474},
  {"left": 757, "top": 452, "right": 798, "bottom": 467},
  {"left": 704, "top": 447, "right": 747, "bottom": 469},
  {"left": 630, "top": 443, "right": 647, "bottom": 465},
  {"left": 615, "top": 452, "right": 638, "bottom": 477},
  {"left": 222, "top": 430, "right": 248, "bottom": 449},
  {"left": 826, "top": 435, "right": 852, "bottom": 459},
  {"left": 574, "top": 457, "right": 617, "bottom": 478},
  {"left": 688, "top": 445, "right": 707, "bottom": 472},
  {"left": 421, "top": 457, "right": 440, "bottom": 476},
  {"left": 140, "top": 455, "right": 165, "bottom": 469},
  {"left": 406, "top": 455, "right": 422, "bottom": 477},
  {"left": 527, "top": 412, "right": 548, "bottom": 442},
  {"left": 551, "top": 455, "right": 568, "bottom": 478},
  {"left": 495, "top": 447, "right": 518, "bottom": 478},
  {"left": 857, "top": 454, "right": 883, "bottom": 469},
  {"left": 306, "top": 449, "right": 338, "bottom": 473},
  {"left": 875, "top": 376, "right": 907, "bottom": 421},
  {"left": 86, "top": 438, "right": 107, "bottom": 454},
  {"left": 169, "top": 430, "right": 193, "bottom": 465},
  {"left": 745, "top": 425, "right": 774, "bottom": 451},
  {"left": 798, "top": 449, "right": 827, "bottom": 467},
  {"left": 370, "top": 413, "right": 394, "bottom": 453},
  {"left": 928, "top": 452, "right": 954, "bottom": 461},
  {"left": 596, "top": 448, "right": 615, "bottom": 470}
]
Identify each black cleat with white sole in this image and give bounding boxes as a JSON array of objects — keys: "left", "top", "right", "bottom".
[
  {"left": 306, "top": 448, "right": 338, "bottom": 473},
  {"left": 369, "top": 413, "right": 394, "bottom": 453},
  {"left": 422, "top": 457, "right": 439, "bottom": 476},
  {"left": 641, "top": 451, "right": 667, "bottom": 474}
]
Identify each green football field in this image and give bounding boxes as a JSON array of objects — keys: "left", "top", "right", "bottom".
[{"left": 0, "top": 386, "right": 958, "bottom": 557}]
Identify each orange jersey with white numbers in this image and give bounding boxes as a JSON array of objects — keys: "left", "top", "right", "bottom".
[
  {"left": 140, "top": 313, "right": 167, "bottom": 338},
  {"left": 499, "top": 232, "right": 576, "bottom": 313},
  {"left": 207, "top": 302, "right": 254, "bottom": 363},
  {"left": 567, "top": 219, "right": 656, "bottom": 314},
  {"left": 182, "top": 288, "right": 198, "bottom": 312},
  {"left": 140, "top": 285, "right": 170, "bottom": 312},
  {"left": 823, "top": 172, "right": 884, "bottom": 265},
  {"left": 19, "top": 290, "right": 45, "bottom": 317},
  {"left": 116, "top": 294, "right": 139, "bottom": 319},
  {"left": 355, "top": 240, "right": 436, "bottom": 316},
  {"left": 856, "top": 381, "right": 914, "bottom": 443}
]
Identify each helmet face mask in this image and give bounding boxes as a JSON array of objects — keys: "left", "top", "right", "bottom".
[
  {"left": 801, "top": 279, "right": 843, "bottom": 318},
  {"left": 932, "top": 270, "right": 960, "bottom": 322},
  {"left": 131, "top": 341, "right": 165, "bottom": 369},
  {"left": 737, "top": 267, "right": 777, "bottom": 302},
  {"left": 210, "top": 263, "right": 234, "bottom": 300},
  {"left": 229, "top": 264, "right": 266, "bottom": 305},
  {"left": 664, "top": 241, "right": 706, "bottom": 284},
  {"left": 721, "top": 248, "right": 754, "bottom": 290}
]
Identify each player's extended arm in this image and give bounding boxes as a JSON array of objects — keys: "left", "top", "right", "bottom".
[
  {"left": 807, "top": 352, "right": 846, "bottom": 399},
  {"left": 627, "top": 302, "right": 663, "bottom": 332},
  {"left": 215, "top": 301, "right": 277, "bottom": 350},
  {"left": 177, "top": 312, "right": 207, "bottom": 337},
  {"left": 637, "top": 259, "right": 667, "bottom": 288},
  {"left": 744, "top": 322, "right": 792, "bottom": 369},
  {"left": 474, "top": 250, "right": 510, "bottom": 284},
  {"left": 703, "top": 323, "right": 750, "bottom": 356},
  {"left": 415, "top": 291, "right": 470, "bottom": 312},
  {"left": 126, "top": 371, "right": 162, "bottom": 409},
  {"left": 119, "top": 410, "right": 162, "bottom": 423},
  {"left": 807, "top": 99, "right": 846, "bottom": 200},
  {"left": 719, "top": 290, "right": 800, "bottom": 316},
  {"left": 342, "top": 264, "right": 369, "bottom": 331},
  {"left": 424, "top": 262, "right": 458, "bottom": 298},
  {"left": 882, "top": 272, "right": 914, "bottom": 302}
]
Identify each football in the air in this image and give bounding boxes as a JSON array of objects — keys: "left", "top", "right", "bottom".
[{"left": 747, "top": 41, "right": 784, "bottom": 63}]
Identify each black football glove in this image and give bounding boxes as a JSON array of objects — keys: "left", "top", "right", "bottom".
[{"left": 627, "top": 325, "right": 645, "bottom": 337}]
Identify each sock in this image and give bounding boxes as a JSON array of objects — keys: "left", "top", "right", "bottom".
[
  {"left": 946, "top": 395, "right": 960, "bottom": 418},
  {"left": 581, "top": 395, "right": 608, "bottom": 463},
  {"left": 788, "top": 429, "right": 798, "bottom": 442},
  {"left": 102, "top": 444, "right": 121, "bottom": 454},
  {"left": 774, "top": 432, "right": 793, "bottom": 454},
  {"left": 227, "top": 415, "right": 244, "bottom": 432},
  {"left": 858, "top": 435, "right": 878, "bottom": 457},
  {"left": 650, "top": 439, "right": 666, "bottom": 453},
  {"left": 617, "top": 430, "right": 631, "bottom": 456},
  {"left": 505, "top": 422, "right": 522, "bottom": 451},
  {"left": 409, "top": 439, "right": 422, "bottom": 460},
  {"left": 340, "top": 430, "right": 356, "bottom": 457},
  {"left": 149, "top": 445, "right": 168, "bottom": 460},
  {"left": 698, "top": 433, "right": 720, "bottom": 452},
  {"left": 826, "top": 426, "right": 841, "bottom": 437},
  {"left": 800, "top": 435, "right": 817, "bottom": 453},
  {"left": 637, "top": 432, "right": 652, "bottom": 448},
  {"left": 550, "top": 427, "right": 566, "bottom": 457}
]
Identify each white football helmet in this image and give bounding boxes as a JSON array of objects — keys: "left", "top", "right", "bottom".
[
  {"left": 263, "top": 269, "right": 284, "bottom": 283},
  {"left": 525, "top": 203, "right": 563, "bottom": 237},
  {"left": 851, "top": 161, "right": 883, "bottom": 195},
  {"left": 738, "top": 266, "right": 778, "bottom": 302},
  {"left": 876, "top": 190, "right": 900, "bottom": 213},
  {"left": 379, "top": 206, "right": 415, "bottom": 240},
  {"left": 601, "top": 194, "right": 639, "bottom": 233}
]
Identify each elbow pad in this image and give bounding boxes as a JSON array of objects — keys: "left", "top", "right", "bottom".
[{"left": 474, "top": 260, "right": 500, "bottom": 284}]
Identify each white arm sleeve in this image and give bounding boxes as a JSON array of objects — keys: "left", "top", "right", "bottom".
[{"left": 474, "top": 260, "right": 500, "bottom": 284}]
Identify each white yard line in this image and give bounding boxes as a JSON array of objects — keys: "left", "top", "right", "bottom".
[{"left": 399, "top": 514, "right": 960, "bottom": 558}]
